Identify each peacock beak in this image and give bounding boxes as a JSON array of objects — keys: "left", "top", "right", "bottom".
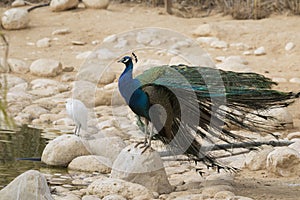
[{"left": 117, "top": 58, "right": 123, "bottom": 63}]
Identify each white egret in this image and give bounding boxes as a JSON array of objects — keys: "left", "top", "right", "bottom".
[{"left": 65, "top": 98, "right": 88, "bottom": 136}]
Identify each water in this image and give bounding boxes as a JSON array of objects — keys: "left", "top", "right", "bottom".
[{"left": 0, "top": 125, "right": 48, "bottom": 189}]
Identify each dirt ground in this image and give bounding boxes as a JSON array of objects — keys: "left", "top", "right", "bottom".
[{"left": 1, "top": 2, "right": 300, "bottom": 199}]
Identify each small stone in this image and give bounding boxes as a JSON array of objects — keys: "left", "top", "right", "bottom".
[
  {"left": 50, "top": 0, "right": 79, "bottom": 12},
  {"left": 91, "top": 40, "right": 100, "bottom": 45},
  {"left": 254, "top": 46, "right": 266, "bottom": 55},
  {"left": 0, "top": 170, "right": 53, "bottom": 200},
  {"left": 230, "top": 42, "right": 250, "bottom": 50},
  {"left": 243, "top": 51, "right": 252, "bottom": 55},
  {"left": 231, "top": 196, "right": 254, "bottom": 200},
  {"left": 289, "top": 139, "right": 300, "bottom": 153},
  {"left": 285, "top": 42, "right": 295, "bottom": 51},
  {"left": 52, "top": 28, "right": 71, "bottom": 35},
  {"left": 214, "top": 190, "right": 235, "bottom": 200},
  {"left": 287, "top": 132, "right": 300, "bottom": 140},
  {"left": 192, "top": 24, "right": 215, "bottom": 37},
  {"left": 72, "top": 40, "right": 86, "bottom": 45},
  {"left": 30, "top": 59, "right": 62, "bottom": 77},
  {"left": 272, "top": 77, "right": 287, "bottom": 83},
  {"left": 102, "top": 194, "right": 126, "bottom": 200},
  {"left": 103, "top": 34, "right": 117, "bottom": 43},
  {"left": 8, "top": 58, "right": 29, "bottom": 74},
  {"left": 22, "top": 104, "right": 49, "bottom": 119},
  {"left": 1, "top": 8, "right": 29, "bottom": 30},
  {"left": 196, "top": 37, "right": 219, "bottom": 45},
  {"left": 62, "top": 66, "right": 74, "bottom": 72},
  {"left": 289, "top": 77, "right": 300, "bottom": 84},
  {"left": 224, "top": 56, "right": 248, "bottom": 65},
  {"left": 36, "top": 38, "right": 51, "bottom": 48},
  {"left": 202, "top": 185, "right": 234, "bottom": 198},
  {"left": 82, "top": 0, "right": 110, "bottom": 9},
  {"left": 68, "top": 155, "right": 112, "bottom": 173},
  {"left": 245, "top": 146, "right": 274, "bottom": 171},
  {"left": 82, "top": 195, "right": 101, "bottom": 200},
  {"left": 266, "top": 147, "right": 300, "bottom": 176},
  {"left": 11, "top": 0, "right": 26, "bottom": 7},
  {"left": 210, "top": 40, "right": 228, "bottom": 49}
]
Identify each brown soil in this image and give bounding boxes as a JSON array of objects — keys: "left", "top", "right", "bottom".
[{"left": 1, "top": 3, "right": 300, "bottom": 199}]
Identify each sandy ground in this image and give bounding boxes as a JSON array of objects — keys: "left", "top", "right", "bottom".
[{"left": 1, "top": 2, "right": 300, "bottom": 199}]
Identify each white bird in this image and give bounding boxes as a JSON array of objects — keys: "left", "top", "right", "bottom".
[{"left": 65, "top": 98, "right": 88, "bottom": 136}]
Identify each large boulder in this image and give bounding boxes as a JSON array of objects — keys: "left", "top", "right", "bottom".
[
  {"left": 111, "top": 144, "right": 173, "bottom": 194},
  {"left": 266, "top": 147, "right": 300, "bottom": 176},
  {"left": 1, "top": 8, "right": 29, "bottom": 30},
  {"left": 42, "top": 134, "right": 90, "bottom": 166},
  {"left": 0, "top": 170, "right": 53, "bottom": 200}
]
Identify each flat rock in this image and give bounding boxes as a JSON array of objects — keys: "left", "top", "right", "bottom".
[
  {"left": 173, "top": 194, "right": 204, "bottom": 200},
  {"left": 68, "top": 155, "right": 112, "bottom": 173},
  {"left": 1, "top": 8, "right": 29, "bottom": 30},
  {"left": 214, "top": 190, "right": 235, "bottom": 200},
  {"left": 192, "top": 24, "right": 216, "bottom": 37},
  {"left": 22, "top": 104, "right": 49, "bottom": 120},
  {"left": 231, "top": 196, "right": 254, "bottom": 200},
  {"left": 36, "top": 38, "right": 51, "bottom": 48},
  {"left": 42, "top": 134, "right": 90, "bottom": 166},
  {"left": 8, "top": 58, "right": 29, "bottom": 74},
  {"left": 11, "top": 0, "right": 26, "bottom": 7},
  {"left": 111, "top": 144, "right": 173, "bottom": 194},
  {"left": 202, "top": 185, "right": 234, "bottom": 198},
  {"left": 102, "top": 194, "right": 126, "bottom": 200},
  {"left": 289, "top": 77, "right": 300, "bottom": 84},
  {"left": 0, "top": 170, "right": 53, "bottom": 200},
  {"left": 210, "top": 40, "right": 228, "bottom": 49},
  {"left": 196, "top": 36, "right": 219, "bottom": 45},
  {"left": 50, "top": 0, "right": 79, "bottom": 12},
  {"left": 52, "top": 28, "right": 71, "bottom": 35},
  {"left": 87, "top": 177, "right": 153, "bottom": 199},
  {"left": 30, "top": 59, "right": 62, "bottom": 77},
  {"left": 287, "top": 132, "right": 300, "bottom": 140},
  {"left": 254, "top": 46, "right": 266, "bottom": 55},
  {"left": 82, "top": 0, "right": 110, "bottom": 9},
  {"left": 82, "top": 195, "right": 101, "bottom": 200},
  {"left": 285, "top": 42, "right": 295, "bottom": 51},
  {"left": 266, "top": 147, "right": 300, "bottom": 176}
]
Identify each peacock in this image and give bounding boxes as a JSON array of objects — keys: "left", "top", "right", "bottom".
[{"left": 117, "top": 53, "right": 299, "bottom": 170}]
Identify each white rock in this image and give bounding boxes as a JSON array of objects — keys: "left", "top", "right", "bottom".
[
  {"left": 245, "top": 146, "right": 274, "bottom": 171},
  {"left": 287, "top": 132, "right": 300, "bottom": 140},
  {"left": 196, "top": 36, "right": 219, "bottom": 45},
  {"left": 102, "top": 194, "right": 126, "bottom": 200},
  {"left": 111, "top": 144, "right": 173, "bottom": 194},
  {"left": 11, "top": 0, "right": 26, "bottom": 7},
  {"left": 272, "top": 77, "right": 287, "bottom": 83},
  {"left": 266, "top": 147, "right": 300, "bottom": 176},
  {"left": 210, "top": 40, "right": 228, "bottom": 49},
  {"left": 1, "top": 8, "right": 29, "bottom": 30},
  {"left": 192, "top": 24, "right": 215, "bottom": 37},
  {"left": 30, "top": 59, "right": 62, "bottom": 77},
  {"left": 230, "top": 42, "right": 251, "bottom": 50},
  {"left": 289, "top": 139, "right": 300, "bottom": 153},
  {"left": 243, "top": 51, "right": 252, "bottom": 55},
  {"left": 68, "top": 155, "right": 112, "bottom": 173},
  {"left": 0, "top": 74, "right": 26, "bottom": 88},
  {"left": 36, "top": 38, "right": 51, "bottom": 48},
  {"left": 216, "top": 63, "right": 252, "bottom": 72},
  {"left": 82, "top": 195, "right": 101, "bottom": 200},
  {"left": 202, "top": 185, "right": 234, "bottom": 198},
  {"left": 8, "top": 58, "right": 29, "bottom": 74},
  {"left": 214, "top": 191, "right": 235, "bottom": 200},
  {"left": 50, "top": 0, "right": 79, "bottom": 12},
  {"left": 22, "top": 104, "right": 49, "bottom": 119},
  {"left": 231, "top": 196, "right": 254, "bottom": 200},
  {"left": 224, "top": 56, "right": 248, "bottom": 65},
  {"left": 82, "top": 0, "right": 110, "bottom": 9},
  {"left": 87, "top": 177, "right": 153, "bottom": 199},
  {"left": 0, "top": 170, "right": 53, "bottom": 200},
  {"left": 173, "top": 194, "right": 204, "bottom": 200},
  {"left": 83, "top": 136, "right": 126, "bottom": 162},
  {"left": 254, "top": 46, "right": 266, "bottom": 55},
  {"left": 52, "top": 28, "right": 71, "bottom": 35},
  {"left": 76, "top": 51, "right": 92, "bottom": 59},
  {"left": 103, "top": 34, "right": 117, "bottom": 43},
  {"left": 42, "top": 134, "right": 90, "bottom": 166},
  {"left": 285, "top": 42, "right": 295, "bottom": 51},
  {"left": 289, "top": 77, "right": 300, "bottom": 84}
]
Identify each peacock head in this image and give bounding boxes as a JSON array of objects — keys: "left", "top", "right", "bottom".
[{"left": 118, "top": 53, "right": 138, "bottom": 68}]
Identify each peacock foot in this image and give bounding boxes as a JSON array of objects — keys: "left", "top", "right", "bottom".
[{"left": 134, "top": 141, "right": 152, "bottom": 154}]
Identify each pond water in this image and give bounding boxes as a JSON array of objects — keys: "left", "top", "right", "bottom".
[{"left": 0, "top": 125, "right": 52, "bottom": 189}]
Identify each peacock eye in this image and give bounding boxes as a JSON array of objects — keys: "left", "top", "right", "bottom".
[{"left": 123, "top": 58, "right": 129, "bottom": 63}]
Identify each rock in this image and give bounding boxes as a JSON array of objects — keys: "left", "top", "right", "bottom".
[
  {"left": 52, "top": 28, "right": 71, "bottom": 35},
  {"left": 0, "top": 170, "right": 53, "bottom": 200},
  {"left": 7, "top": 58, "right": 29, "bottom": 74},
  {"left": 266, "top": 147, "right": 300, "bottom": 176},
  {"left": 272, "top": 77, "right": 287, "bottom": 83},
  {"left": 285, "top": 42, "right": 295, "bottom": 51},
  {"left": 103, "top": 34, "right": 117, "bottom": 43},
  {"left": 244, "top": 107, "right": 293, "bottom": 129},
  {"left": 230, "top": 42, "right": 251, "bottom": 50},
  {"left": 68, "top": 155, "right": 112, "bottom": 173},
  {"left": 243, "top": 51, "right": 252, "bottom": 55},
  {"left": 192, "top": 24, "right": 215, "bottom": 37},
  {"left": 54, "top": 193, "right": 81, "bottom": 200},
  {"left": 76, "top": 51, "right": 92, "bottom": 59},
  {"left": 173, "top": 194, "right": 204, "bottom": 200},
  {"left": 245, "top": 146, "right": 274, "bottom": 171},
  {"left": 36, "top": 38, "right": 51, "bottom": 48},
  {"left": 216, "top": 62, "right": 252, "bottom": 72},
  {"left": 202, "top": 185, "right": 234, "bottom": 198},
  {"left": 289, "top": 139, "right": 300, "bottom": 153},
  {"left": 102, "top": 194, "right": 126, "bottom": 200},
  {"left": 30, "top": 59, "right": 62, "bottom": 77},
  {"left": 224, "top": 56, "right": 248, "bottom": 65},
  {"left": 82, "top": 0, "right": 110, "bottom": 9},
  {"left": 210, "top": 40, "right": 228, "bottom": 49},
  {"left": 82, "top": 195, "right": 101, "bottom": 200},
  {"left": 22, "top": 104, "right": 49, "bottom": 119},
  {"left": 111, "top": 144, "right": 173, "bottom": 194},
  {"left": 289, "top": 77, "right": 300, "bottom": 84},
  {"left": 11, "top": 0, "right": 26, "bottom": 7},
  {"left": 50, "top": 0, "right": 79, "bottom": 12},
  {"left": 231, "top": 196, "right": 254, "bottom": 200},
  {"left": 83, "top": 136, "right": 126, "bottom": 162},
  {"left": 254, "top": 46, "right": 266, "bottom": 55},
  {"left": 61, "top": 74, "right": 75, "bottom": 82},
  {"left": 62, "top": 66, "right": 74, "bottom": 72},
  {"left": 0, "top": 74, "right": 26, "bottom": 88},
  {"left": 214, "top": 191, "right": 235, "bottom": 200},
  {"left": 72, "top": 40, "right": 86, "bottom": 45},
  {"left": 87, "top": 177, "right": 153, "bottom": 199},
  {"left": 1, "top": 8, "right": 29, "bottom": 30},
  {"left": 42, "top": 134, "right": 90, "bottom": 166},
  {"left": 287, "top": 132, "right": 300, "bottom": 140},
  {"left": 196, "top": 36, "right": 219, "bottom": 45}
]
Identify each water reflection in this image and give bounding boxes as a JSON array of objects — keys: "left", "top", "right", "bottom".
[{"left": 0, "top": 125, "right": 48, "bottom": 189}]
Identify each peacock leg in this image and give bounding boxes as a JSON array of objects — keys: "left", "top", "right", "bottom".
[
  {"left": 75, "top": 124, "right": 81, "bottom": 136},
  {"left": 74, "top": 126, "right": 78, "bottom": 136}
]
